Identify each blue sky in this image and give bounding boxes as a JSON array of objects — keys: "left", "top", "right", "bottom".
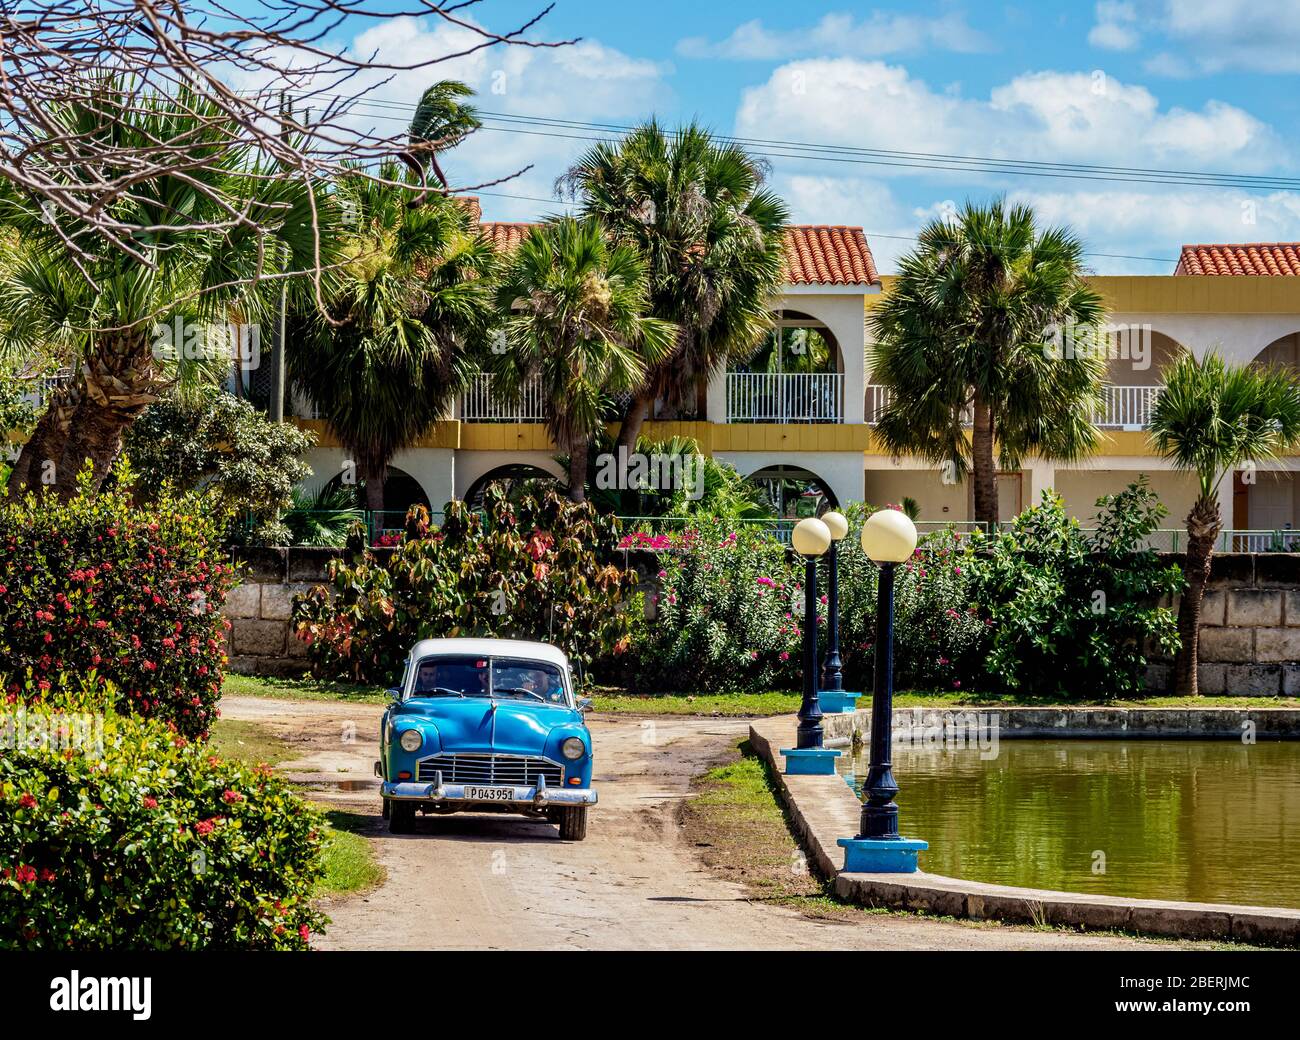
[{"left": 315, "top": 1, "right": 1300, "bottom": 273}]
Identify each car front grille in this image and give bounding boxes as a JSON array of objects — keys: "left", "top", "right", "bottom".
[{"left": 416, "top": 753, "right": 563, "bottom": 787}]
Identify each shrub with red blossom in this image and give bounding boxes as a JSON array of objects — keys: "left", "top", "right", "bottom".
[
  {"left": 0, "top": 477, "right": 235, "bottom": 738},
  {"left": 0, "top": 688, "right": 326, "bottom": 950}
]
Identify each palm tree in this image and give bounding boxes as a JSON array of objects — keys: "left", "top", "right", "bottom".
[
  {"left": 869, "top": 199, "right": 1107, "bottom": 526},
  {"left": 1150, "top": 352, "right": 1300, "bottom": 695},
  {"left": 492, "top": 217, "right": 675, "bottom": 502},
  {"left": 562, "top": 122, "right": 788, "bottom": 447},
  {"left": 402, "top": 80, "right": 481, "bottom": 190},
  {"left": 0, "top": 87, "right": 321, "bottom": 499},
  {"left": 288, "top": 161, "right": 496, "bottom": 512}
]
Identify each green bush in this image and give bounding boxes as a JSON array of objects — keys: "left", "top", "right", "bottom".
[
  {"left": 293, "top": 486, "right": 638, "bottom": 685},
  {"left": 628, "top": 521, "right": 803, "bottom": 692},
  {"left": 0, "top": 477, "right": 235, "bottom": 738},
  {"left": 121, "top": 383, "right": 315, "bottom": 544},
  {"left": 835, "top": 510, "right": 990, "bottom": 692},
  {"left": 629, "top": 509, "right": 989, "bottom": 694},
  {"left": 962, "top": 480, "right": 1184, "bottom": 697},
  {"left": 0, "top": 691, "right": 327, "bottom": 950}
]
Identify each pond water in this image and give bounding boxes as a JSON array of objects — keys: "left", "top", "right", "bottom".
[{"left": 841, "top": 739, "right": 1300, "bottom": 909}]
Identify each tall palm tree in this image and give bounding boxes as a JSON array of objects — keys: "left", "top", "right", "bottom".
[
  {"left": 1150, "top": 352, "right": 1300, "bottom": 696},
  {"left": 288, "top": 160, "right": 496, "bottom": 512},
  {"left": 492, "top": 217, "right": 675, "bottom": 502},
  {"left": 401, "top": 80, "right": 481, "bottom": 191},
  {"left": 562, "top": 122, "right": 788, "bottom": 447},
  {"left": 869, "top": 199, "right": 1107, "bottom": 526},
  {"left": 0, "top": 86, "right": 321, "bottom": 499}
]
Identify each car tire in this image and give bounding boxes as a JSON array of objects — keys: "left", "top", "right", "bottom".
[
  {"left": 389, "top": 800, "right": 416, "bottom": 834},
  {"left": 557, "top": 806, "right": 587, "bottom": 841}
]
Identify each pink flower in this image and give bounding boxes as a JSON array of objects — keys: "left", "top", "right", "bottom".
[
  {"left": 142, "top": 796, "right": 158, "bottom": 810},
  {"left": 779, "top": 652, "right": 790, "bottom": 661},
  {"left": 222, "top": 789, "right": 244, "bottom": 805}
]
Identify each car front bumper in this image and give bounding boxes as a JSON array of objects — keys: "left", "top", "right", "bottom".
[{"left": 381, "top": 780, "right": 598, "bottom": 807}]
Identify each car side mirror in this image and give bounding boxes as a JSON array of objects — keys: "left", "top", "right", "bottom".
[
  {"left": 385, "top": 687, "right": 401, "bottom": 705},
  {"left": 578, "top": 697, "right": 593, "bottom": 713}
]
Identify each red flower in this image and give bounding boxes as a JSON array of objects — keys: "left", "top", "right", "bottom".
[
  {"left": 222, "top": 789, "right": 244, "bottom": 804},
  {"left": 299, "top": 924, "right": 310, "bottom": 941},
  {"left": 17, "top": 793, "right": 37, "bottom": 810},
  {"left": 13, "top": 864, "right": 37, "bottom": 885},
  {"left": 142, "top": 796, "right": 158, "bottom": 810},
  {"left": 194, "top": 819, "right": 215, "bottom": 836}
]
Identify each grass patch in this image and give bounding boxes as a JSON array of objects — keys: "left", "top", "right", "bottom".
[
  {"left": 593, "top": 691, "right": 802, "bottom": 716},
  {"left": 224, "top": 673, "right": 389, "bottom": 704},
  {"left": 315, "top": 809, "right": 386, "bottom": 897},
  {"left": 208, "top": 718, "right": 299, "bottom": 768},
  {"left": 677, "top": 739, "right": 854, "bottom": 918}
]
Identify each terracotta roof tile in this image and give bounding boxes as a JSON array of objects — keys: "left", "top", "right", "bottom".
[
  {"left": 478, "top": 221, "right": 880, "bottom": 287},
  {"left": 1176, "top": 243, "right": 1300, "bottom": 276},
  {"left": 781, "top": 225, "right": 879, "bottom": 285}
]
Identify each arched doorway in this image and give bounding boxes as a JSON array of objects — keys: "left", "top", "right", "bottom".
[
  {"left": 463, "top": 463, "right": 563, "bottom": 509},
  {"left": 323, "top": 465, "right": 430, "bottom": 519},
  {"left": 728, "top": 310, "right": 844, "bottom": 423},
  {"left": 745, "top": 464, "right": 838, "bottom": 518}
]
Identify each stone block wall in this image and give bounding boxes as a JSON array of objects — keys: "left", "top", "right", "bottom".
[{"left": 1147, "top": 553, "right": 1300, "bottom": 695}]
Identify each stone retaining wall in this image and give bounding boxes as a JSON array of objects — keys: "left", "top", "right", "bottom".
[
  {"left": 222, "top": 547, "right": 393, "bottom": 676},
  {"left": 1147, "top": 552, "right": 1300, "bottom": 695}
]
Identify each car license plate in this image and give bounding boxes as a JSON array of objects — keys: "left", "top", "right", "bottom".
[{"left": 465, "top": 785, "right": 515, "bottom": 801}]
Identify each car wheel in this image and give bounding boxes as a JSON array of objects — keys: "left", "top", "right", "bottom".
[
  {"left": 381, "top": 798, "right": 390, "bottom": 820},
  {"left": 389, "top": 800, "right": 416, "bottom": 834},
  {"left": 557, "top": 806, "right": 587, "bottom": 841}
]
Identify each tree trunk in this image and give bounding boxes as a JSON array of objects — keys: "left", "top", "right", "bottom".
[
  {"left": 7, "top": 378, "right": 82, "bottom": 499},
  {"left": 971, "top": 391, "right": 999, "bottom": 529},
  {"left": 615, "top": 389, "right": 653, "bottom": 453},
  {"left": 694, "top": 374, "right": 709, "bottom": 420},
  {"left": 1173, "top": 495, "right": 1222, "bottom": 697},
  {"left": 359, "top": 453, "right": 387, "bottom": 514},
  {"left": 566, "top": 437, "right": 587, "bottom": 503},
  {"left": 53, "top": 335, "right": 160, "bottom": 498}
]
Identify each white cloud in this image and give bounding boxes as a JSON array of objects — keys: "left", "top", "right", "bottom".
[
  {"left": 1088, "top": 1, "right": 1140, "bottom": 51},
  {"left": 235, "top": 16, "right": 670, "bottom": 222},
  {"left": 734, "top": 60, "right": 1283, "bottom": 172},
  {"left": 677, "top": 12, "right": 992, "bottom": 61},
  {"left": 1146, "top": 0, "right": 1300, "bottom": 74}
]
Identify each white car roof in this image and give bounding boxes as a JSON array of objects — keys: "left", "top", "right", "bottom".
[{"left": 407, "top": 638, "right": 571, "bottom": 670}]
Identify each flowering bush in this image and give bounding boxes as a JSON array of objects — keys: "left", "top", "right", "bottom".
[
  {"left": 0, "top": 686, "right": 326, "bottom": 950},
  {"left": 961, "top": 481, "right": 1183, "bottom": 698},
  {"left": 294, "top": 486, "right": 638, "bottom": 685},
  {"left": 0, "top": 476, "right": 235, "bottom": 738},
  {"left": 835, "top": 512, "right": 990, "bottom": 692},
  {"left": 627, "top": 521, "right": 805, "bottom": 692}
]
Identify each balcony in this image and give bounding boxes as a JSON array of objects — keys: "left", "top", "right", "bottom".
[
  {"left": 725, "top": 372, "right": 843, "bottom": 423},
  {"left": 864, "top": 385, "right": 1162, "bottom": 430},
  {"left": 460, "top": 372, "right": 545, "bottom": 423}
]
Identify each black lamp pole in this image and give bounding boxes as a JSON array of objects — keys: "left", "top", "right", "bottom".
[
  {"left": 796, "top": 553, "right": 824, "bottom": 750},
  {"left": 858, "top": 560, "right": 899, "bottom": 840},
  {"left": 820, "top": 538, "right": 843, "bottom": 692}
]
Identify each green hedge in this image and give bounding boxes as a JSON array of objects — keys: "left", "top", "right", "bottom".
[
  {"left": 0, "top": 479, "right": 235, "bottom": 738},
  {"left": 0, "top": 692, "right": 327, "bottom": 950}
]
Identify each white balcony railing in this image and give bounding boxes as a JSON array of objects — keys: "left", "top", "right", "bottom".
[
  {"left": 864, "top": 384, "right": 1162, "bottom": 430},
  {"left": 460, "top": 372, "right": 545, "bottom": 423},
  {"left": 1096, "top": 385, "right": 1161, "bottom": 429},
  {"left": 726, "top": 372, "right": 843, "bottom": 423}
]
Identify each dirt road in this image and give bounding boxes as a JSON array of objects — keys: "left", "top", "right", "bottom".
[{"left": 223, "top": 696, "right": 1166, "bottom": 950}]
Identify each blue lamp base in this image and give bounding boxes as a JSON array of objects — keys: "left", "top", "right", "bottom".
[
  {"left": 838, "top": 837, "right": 928, "bottom": 873},
  {"left": 779, "top": 748, "right": 842, "bottom": 775},
  {"left": 818, "top": 690, "right": 862, "bottom": 714}
]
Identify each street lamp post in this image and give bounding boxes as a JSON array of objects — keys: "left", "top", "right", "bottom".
[
  {"left": 819, "top": 510, "right": 848, "bottom": 694},
  {"left": 780, "top": 517, "right": 841, "bottom": 776},
  {"left": 837, "top": 509, "right": 928, "bottom": 873}
]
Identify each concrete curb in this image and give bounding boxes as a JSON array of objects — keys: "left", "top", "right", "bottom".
[{"left": 749, "top": 715, "right": 1300, "bottom": 946}]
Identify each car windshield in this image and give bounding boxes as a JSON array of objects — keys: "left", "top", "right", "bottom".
[{"left": 410, "top": 655, "right": 570, "bottom": 707}]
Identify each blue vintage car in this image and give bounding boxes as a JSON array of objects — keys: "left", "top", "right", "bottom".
[{"left": 377, "top": 638, "right": 597, "bottom": 840}]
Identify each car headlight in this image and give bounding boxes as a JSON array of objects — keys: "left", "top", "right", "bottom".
[
  {"left": 399, "top": 729, "right": 423, "bottom": 753},
  {"left": 561, "top": 736, "right": 586, "bottom": 760}
]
